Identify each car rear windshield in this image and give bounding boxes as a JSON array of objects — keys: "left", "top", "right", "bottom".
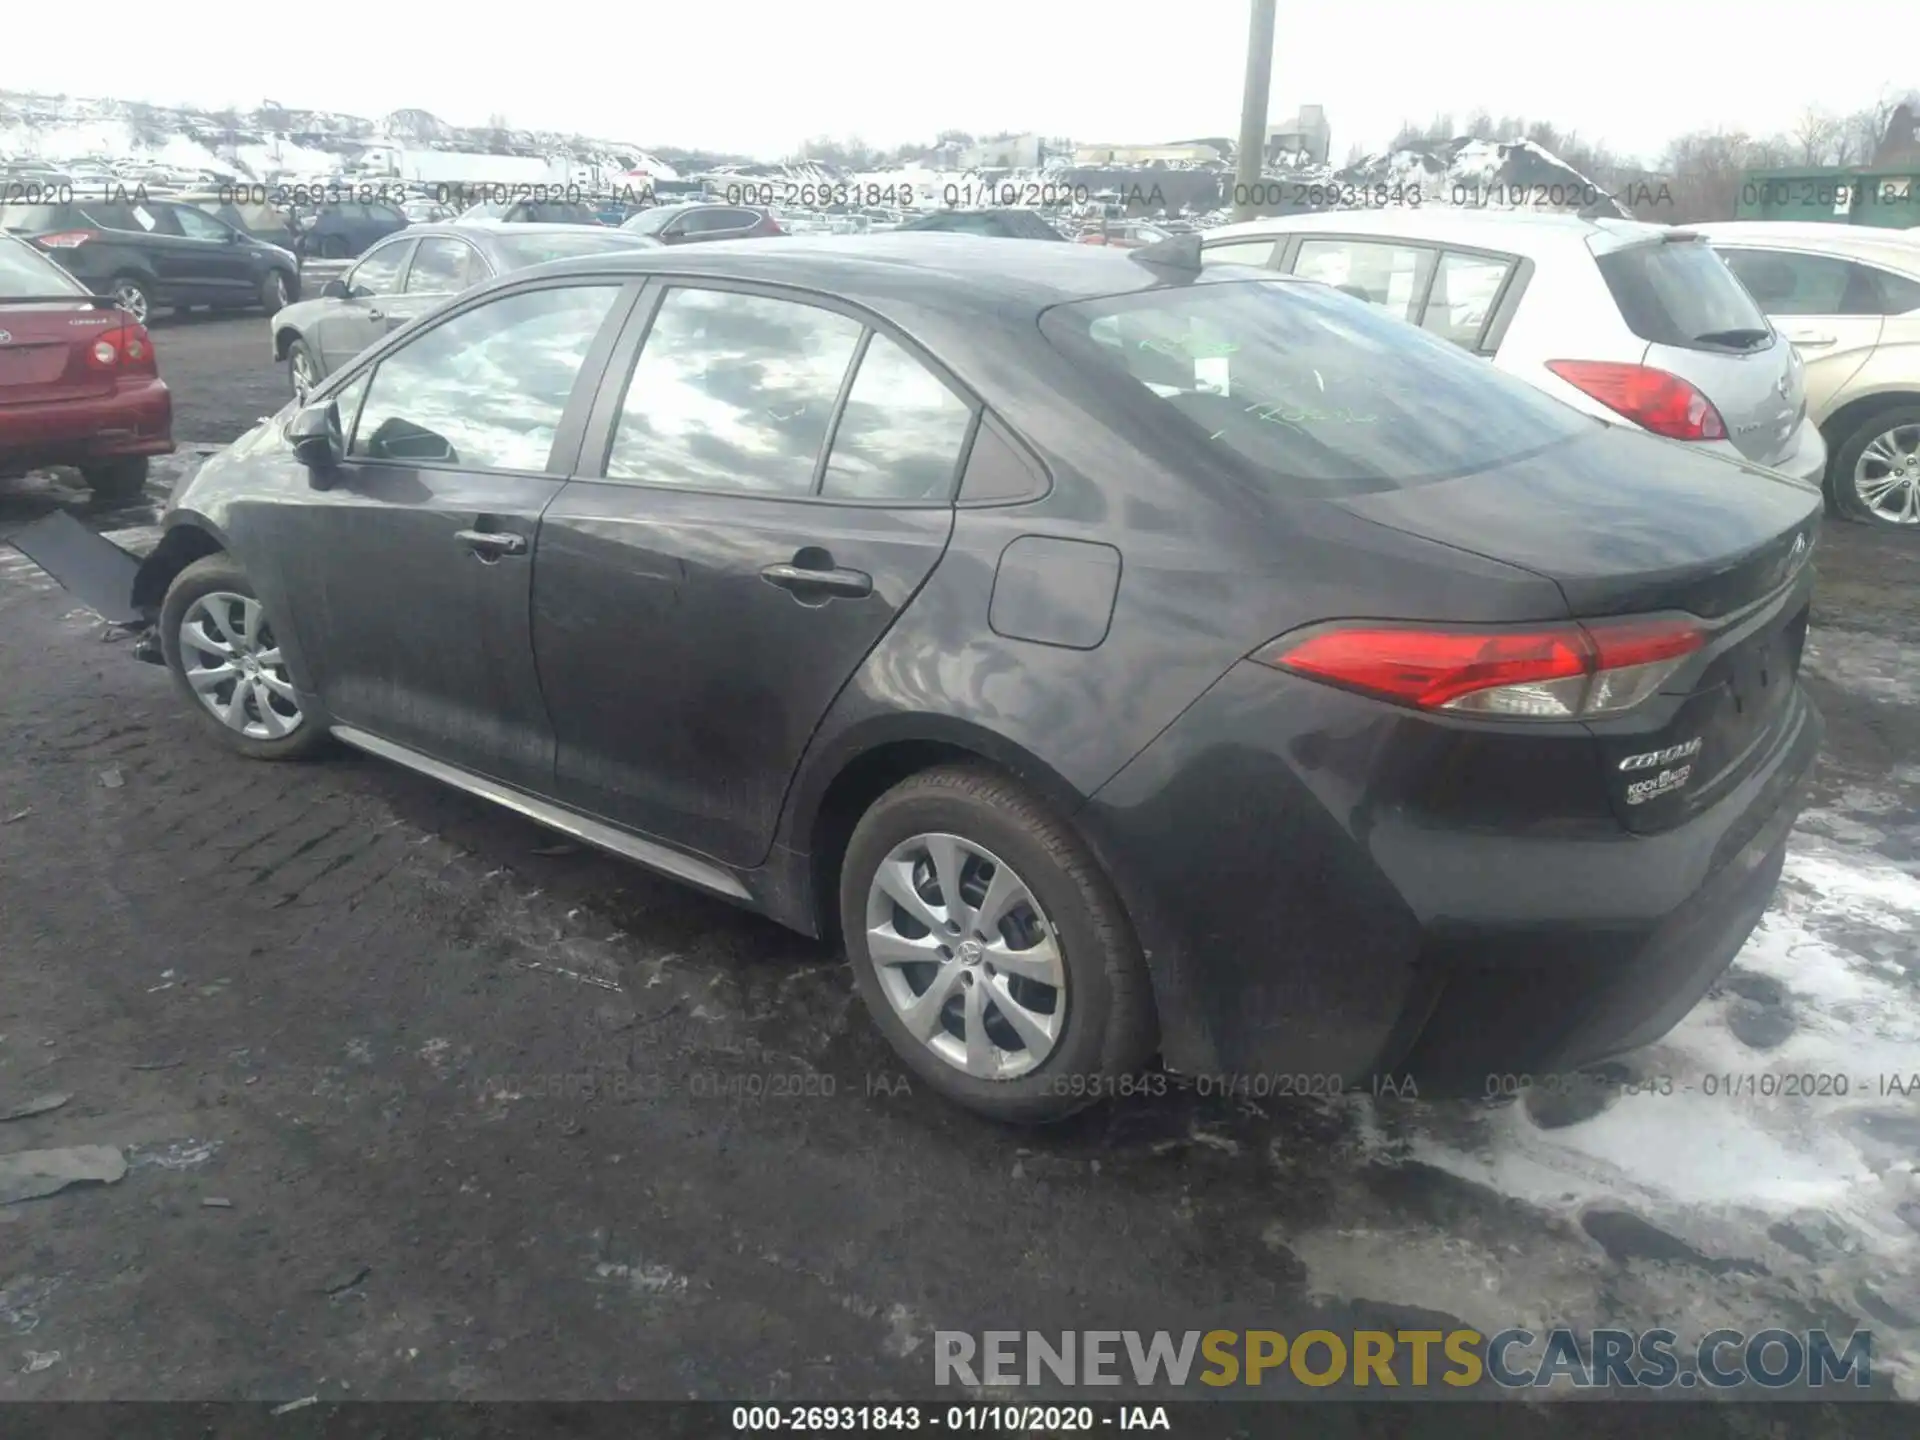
[
  {"left": 493, "top": 231, "right": 657, "bottom": 267},
  {"left": 622, "top": 206, "right": 681, "bottom": 235},
  {"left": 0, "top": 235, "right": 86, "bottom": 296},
  {"left": 1595, "top": 238, "right": 1773, "bottom": 351},
  {"left": 1039, "top": 280, "right": 1593, "bottom": 497}
]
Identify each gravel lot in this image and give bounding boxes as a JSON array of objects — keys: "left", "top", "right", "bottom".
[{"left": 0, "top": 310, "right": 1916, "bottom": 1427}]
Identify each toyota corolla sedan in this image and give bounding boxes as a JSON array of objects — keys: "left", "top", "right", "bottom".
[{"left": 104, "top": 235, "right": 1822, "bottom": 1123}]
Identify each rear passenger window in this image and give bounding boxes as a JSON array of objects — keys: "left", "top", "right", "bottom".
[
  {"left": 349, "top": 284, "right": 620, "bottom": 471},
  {"left": 607, "top": 287, "right": 862, "bottom": 493},
  {"left": 820, "top": 334, "right": 974, "bottom": 502},
  {"left": 405, "top": 238, "right": 476, "bottom": 293},
  {"left": 1292, "top": 239, "right": 1435, "bottom": 321},
  {"left": 1876, "top": 267, "right": 1920, "bottom": 314},
  {"left": 1420, "top": 251, "right": 1513, "bottom": 349}
]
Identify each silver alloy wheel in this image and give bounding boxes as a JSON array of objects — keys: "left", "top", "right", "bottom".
[
  {"left": 289, "top": 347, "right": 315, "bottom": 402},
  {"left": 1854, "top": 422, "right": 1920, "bottom": 525},
  {"left": 864, "top": 832, "right": 1065, "bottom": 1080},
  {"left": 268, "top": 271, "right": 289, "bottom": 309},
  {"left": 111, "top": 280, "right": 148, "bottom": 325},
  {"left": 178, "top": 592, "right": 304, "bottom": 740}
]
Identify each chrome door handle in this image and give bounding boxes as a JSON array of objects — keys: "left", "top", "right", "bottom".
[
  {"left": 366, "top": 308, "right": 384, "bottom": 321},
  {"left": 455, "top": 529, "right": 527, "bottom": 560},
  {"left": 1787, "top": 333, "right": 1836, "bottom": 348},
  {"left": 760, "top": 562, "right": 872, "bottom": 598}
]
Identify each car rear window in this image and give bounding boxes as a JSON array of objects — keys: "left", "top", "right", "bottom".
[
  {"left": 493, "top": 231, "right": 657, "bottom": 267},
  {"left": 0, "top": 204, "right": 70, "bottom": 233},
  {"left": 0, "top": 235, "right": 86, "bottom": 296},
  {"left": 1039, "top": 280, "right": 1592, "bottom": 498},
  {"left": 1595, "top": 238, "right": 1772, "bottom": 351}
]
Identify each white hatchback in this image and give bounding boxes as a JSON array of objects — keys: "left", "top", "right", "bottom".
[{"left": 1199, "top": 209, "right": 1827, "bottom": 489}]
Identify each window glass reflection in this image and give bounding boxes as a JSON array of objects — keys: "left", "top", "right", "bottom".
[
  {"left": 349, "top": 285, "right": 619, "bottom": 471},
  {"left": 608, "top": 287, "right": 862, "bottom": 494},
  {"left": 821, "top": 334, "right": 973, "bottom": 501}
]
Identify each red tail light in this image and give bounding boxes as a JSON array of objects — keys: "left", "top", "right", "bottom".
[
  {"left": 36, "top": 230, "right": 98, "bottom": 249},
  {"left": 1545, "top": 360, "right": 1726, "bottom": 441},
  {"left": 1256, "top": 616, "right": 1706, "bottom": 719},
  {"left": 83, "top": 323, "right": 157, "bottom": 375}
]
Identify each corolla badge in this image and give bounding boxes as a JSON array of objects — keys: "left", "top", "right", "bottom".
[{"left": 1620, "top": 737, "right": 1702, "bottom": 772}]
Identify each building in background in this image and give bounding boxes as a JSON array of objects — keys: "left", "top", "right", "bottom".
[
  {"left": 1267, "top": 105, "right": 1331, "bottom": 166},
  {"left": 1072, "top": 141, "right": 1224, "bottom": 167},
  {"left": 959, "top": 134, "right": 1047, "bottom": 169}
]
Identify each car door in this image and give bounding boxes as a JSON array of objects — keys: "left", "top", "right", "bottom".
[
  {"left": 390, "top": 234, "right": 480, "bottom": 332},
  {"left": 1717, "top": 246, "right": 1887, "bottom": 418},
  {"left": 105, "top": 198, "right": 201, "bottom": 302},
  {"left": 533, "top": 282, "right": 977, "bottom": 866},
  {"left": 268, "top": 278, "right": 636, "bottom": 788},
  {"left": 166, "top": 201, "right": 252, "bottom": 304},
  {"left": 314, "top": 236, "right": 415, "bottom": 372}
]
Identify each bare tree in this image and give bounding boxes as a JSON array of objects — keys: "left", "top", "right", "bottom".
[{"left": 1790, "top": 108, "right": 1841, "bottom": 165}]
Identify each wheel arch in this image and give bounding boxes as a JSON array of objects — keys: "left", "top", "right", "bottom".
[
  {"left": 131, "top": 518, "right": 229, "bottom": 616},
  {"left": 273, "top": 324, "right": 306, "bottom": 361},
  {"left": 1819, "top": 388, "right": 1920, "bottom": 452}
]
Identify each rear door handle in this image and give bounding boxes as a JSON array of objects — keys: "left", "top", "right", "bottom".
[
  {"left": 760, "top": 562, "right": 872, "bottom": 598},
  {"left": 1786, "top": 333, "right": 1836, "bottom": 348},
  {"left": 455, "top": 529, "right": 527, "bottom": 560}
]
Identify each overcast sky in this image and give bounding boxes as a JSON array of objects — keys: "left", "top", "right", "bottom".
[{"left": 6, "top": 1, "right": 1907, "bottom": 164}]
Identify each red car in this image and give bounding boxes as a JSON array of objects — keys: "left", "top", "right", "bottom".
[
  {"left": 1076, "top": 221, "right": 1174, "bottom": 250},
  {"left": 0, "top": 232, "right": 171, "bottom": 501}
]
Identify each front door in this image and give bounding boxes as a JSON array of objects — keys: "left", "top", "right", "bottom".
[
  {"left": 313, "top": 236, "right": 415, "bottom": 374},
  {"left": 166, "top": 202, "right": 253, "bottom": 305},
  {"left": 533, "top": 283, "right": 976, "bottom": 866},
  {"left": 1717, "top": 246, "right": 1889, "bottom": 418},
  {"left": 265, "top": 279, "right": 634, "bottom": 788}
]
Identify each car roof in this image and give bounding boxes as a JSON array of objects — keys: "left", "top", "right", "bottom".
[
  {"left": 1687, "top": 221, "right": 1920, "bottom": 268},
  {"left": 522, "top": 232, "right": 1278, "bottom": 315},
  {"left": 1202, "top": 206, "right": 1675, "bottom": 259},
  {"left": 391, "top": 222, "right": 634, "bottom": 246}
]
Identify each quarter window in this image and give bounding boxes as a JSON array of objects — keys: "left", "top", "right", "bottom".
[
  {"left": 606, "top": 287, "right": 863, "bottom": 493},
  {"left": 820, "top": 334, "right": 974, "bottom": 502},
  {"left": 171, "top": 204, "right": 229, "bottom": 241},
  {"left": 348, "top": 284, "right": 621, "bottom": 471},
  {"left": 1291, "top": 238, "right": 1436, "bottom": 321}
]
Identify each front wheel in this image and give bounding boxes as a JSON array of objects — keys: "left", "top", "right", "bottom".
[
  {"left": 1829, "top": 405, "right": 1920, "bottom": 526},
  {"left": 287, "top": 339, "right": 319, "bottom": 403},
  {"left": 840, "top": 764, "right": 1155, "bottom": 1124},
  {"left": 159, "top": 554, "right": 328, "bottom": 761}
]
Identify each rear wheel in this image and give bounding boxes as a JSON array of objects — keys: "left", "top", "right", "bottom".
[
  {"left": 1829, "top": 405, "right": 1920, "bottom": 526},
  {"left": 80, "top": 456, "right": 149, "bottom": 502},
  {"left": 107, "top": 274, "right": 152, "bottom": 325},
  {"left": 159, "top": 554, "right": 327, "bottom": 761},
  {"left": 839, "top": 764, "right": 1154, "bottom": 1124}
]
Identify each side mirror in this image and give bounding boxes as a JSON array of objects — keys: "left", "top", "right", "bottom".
[
  {"left": 322, "top": 277, "right": 349, "bottom": 299},
  {"left": 224, "top": 228, "right": 242, "bottom": 243},
  {"left": 285, "top": 399, "right": 344, "bottom": 484}
]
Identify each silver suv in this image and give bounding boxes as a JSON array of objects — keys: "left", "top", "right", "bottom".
[{"left": 1198, "top": 209, "right": 1827, "bottom": 487}]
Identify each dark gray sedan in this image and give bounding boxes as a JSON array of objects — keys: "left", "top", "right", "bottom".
[
  {"left": 106, "top": 235, "right": 1819, "bottom": 1125},
  {"left": 270, "top": 222, "right": 660, "bottom": 400}
]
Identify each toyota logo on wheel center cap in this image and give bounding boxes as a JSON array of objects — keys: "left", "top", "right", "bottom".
[{"left": 956, "top": 939, "right": 984, "bottom": 964}]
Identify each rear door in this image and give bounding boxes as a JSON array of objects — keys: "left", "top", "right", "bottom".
[
  {"left": 533, "top": 282, "right": 976, "bottom": 865},
  {"left": 314, "top": 236, "right": 414, "bottom": 372},
  {"left": 99, "top": 199, "right": 200, "bottom": 303},
  {"left": 1593, "top": 235, "right": 1801, "bottom": 467},
  {"left": 1716, "top": 245, "right": 1887, "bottom": 417}
]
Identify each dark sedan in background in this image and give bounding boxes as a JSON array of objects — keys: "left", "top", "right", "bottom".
[
  {"left": 291, "top": 198, "right": 410, "bottom": 260},
  {"left": 270, "top": 222, "right": 662, "bottom": 399},
  {"left": 85, "top": 235, "right": 1820, "bottom": 1125},
  {"left": 0, "top": 197, "right": 301, "bottom": 324}
]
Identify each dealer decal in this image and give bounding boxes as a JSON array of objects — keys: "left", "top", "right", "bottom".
[{"left": 1626, "top": 763, "right": 1693, "bottom": 805}]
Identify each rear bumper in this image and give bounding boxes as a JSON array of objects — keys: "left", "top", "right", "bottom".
[
  {"left": 0, "top": 378, "right": 174, "bottom": 471},
  {"left": 1080, "top": 663, "right": 1822, "bottom": 1092}
]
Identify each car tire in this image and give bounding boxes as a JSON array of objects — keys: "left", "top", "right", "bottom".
[
  {"left": 1828, "top": 403, "right": 1920, "bottom": 527},
  {"left": 106, "top": 274, "right": 153, "bottom": 326},
  {"left": 286, "top": 339, "right": 320, "bottom": 403},
  {"left": 80, "top": 456, "right": 149, "bottom": 503},
  {"left": 319, "top": 235, "right": 348, "bottom": 260},
  {"left": 839, "top": 763, "right": 1155, "bottom": 1124},
  {"left": 261, "top": 269, "right": 293, "bottom": 313},
  {"left": 159, "top": 554, "right": 328, "bottom": 762}
]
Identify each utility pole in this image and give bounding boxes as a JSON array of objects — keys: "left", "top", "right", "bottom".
[{"left": 1233, "top": 0, "right": 1277, "bottom": 222}]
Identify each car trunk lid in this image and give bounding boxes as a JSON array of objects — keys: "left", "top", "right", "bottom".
[
  {"left": 1336, "top": 423, "right": 1822, "bottom": 832},
  {"left": 0, "top": 298, "right": 127, "bottom": 404}
]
